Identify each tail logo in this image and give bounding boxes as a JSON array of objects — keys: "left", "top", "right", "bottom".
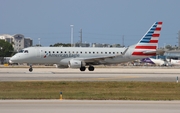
[
  {"left": 132, "top": 22, "right": 163, "bottom": 56},
  {"left": 44, "top": 53, "right": 49, "bottom": 58}
]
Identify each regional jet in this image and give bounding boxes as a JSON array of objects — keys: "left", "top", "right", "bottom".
[
  {"left": 9, "top": 22, "right": 163, "bottom": 72},
  {"left": 166, "top": 59, "right": 180, "bottom": 66}
]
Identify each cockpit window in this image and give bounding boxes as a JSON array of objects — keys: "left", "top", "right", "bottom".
[
  {"left": 19, "top": 50, "right": 28, "bottom": 53},
  {"left": 24, "top": 50, "right": 28, "bottom": 53},
  {"left": 18, "top": 50, "right": 24, "bottom": 53}
]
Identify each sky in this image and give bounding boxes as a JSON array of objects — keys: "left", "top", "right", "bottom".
[{"left": 1, "top": 0, "right": 180, "bottom": 47}]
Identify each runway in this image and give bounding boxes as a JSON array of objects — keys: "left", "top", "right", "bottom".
[
  {"left": 1, "top": 68, "right": 180, "bottom": 113},
  {"left": 0, "top": 67, "right": 180, "bottom": 82},
  {"left": 0, "top": 100, "right": 180, "bottom": 113}
]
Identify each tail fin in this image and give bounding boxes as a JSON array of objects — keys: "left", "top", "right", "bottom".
[
  {"left": 132, "top": 22, "right": 163, "bottom": 56},
  {"left": 141, "top": 58, "right": 155, "bottom": 64}
]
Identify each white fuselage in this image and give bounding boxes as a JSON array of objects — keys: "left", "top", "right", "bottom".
[{"left": 10, "top": 46, "right": 141, "bottom": 66}]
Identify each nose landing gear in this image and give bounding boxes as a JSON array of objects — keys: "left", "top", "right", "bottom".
[{"left": 29, "top": 65, "right": 33, "bottom": 72}]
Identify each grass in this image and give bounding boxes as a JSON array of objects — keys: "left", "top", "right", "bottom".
[{"left": 0, "top": 81, "right": 180, "bottom": 100}]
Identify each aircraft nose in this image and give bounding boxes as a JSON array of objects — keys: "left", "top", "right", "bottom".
[
  {"left": 9, "top": 56, "right": 18, "bottom": 63},
  {"left": 9, "top": 59, "right": 13, "bottom": 63}
]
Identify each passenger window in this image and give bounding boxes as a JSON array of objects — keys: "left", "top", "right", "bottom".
[
  {"left": 80, "top": 51, "right": 82, "bottom": 54},
  {"left": 45, "top": 51, "right": 47, "bottom": 53},
  {"left": 65, "top": 51, "right": 66, "bottom": 53},
  {"left": 57, "top": 51, "right": 59, "bottom": 53},
  {"left": 109, "top": 52, "right": 111, "bottom": 54},
  {"left": 105, "top": 52, "right": 107, "bottom": 54},
  {"left": 89, "top": 52, "right": 91, "bottom": 54},
  {"left": 113, "top": 52, "right": 115, "bottom": 54},
  {"left": 49, "top": 51, "right": 51, "bottom": 53},
  {"left": 101, "top": 52, "right": 103, "bottom": 54},
  {"left": 53, "top": 51, "right": 55, "bottom": 53},
  {"left": 61, "top": 51, "right": 63, "bottom": 53}
]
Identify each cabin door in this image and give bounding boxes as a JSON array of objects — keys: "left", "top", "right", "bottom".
[{"left": 36, "top": 48, "right": 42, "bottom": 58}]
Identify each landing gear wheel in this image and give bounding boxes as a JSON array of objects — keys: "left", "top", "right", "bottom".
[
  {"left": 88, "top": 66, "right": 94, "bottom": 71},
  {"left": 29, "top": 67, "right": 33, "bottom": 72},
  {"left": 80, "top": 66, "right": 86, "bottom": 71}
]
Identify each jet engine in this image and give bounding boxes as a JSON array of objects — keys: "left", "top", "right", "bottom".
[
  {"left": 54, "top": 64, "right": 68, "bottom": 68},
  {"left": 68, "top": 59, "right": 84, "bottom": 68}
]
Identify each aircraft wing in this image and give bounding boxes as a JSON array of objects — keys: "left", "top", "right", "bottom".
[
  {"left": 75, "top": 48, "right": 128, "bottom": 63},
  {"left": 75, "top": 54, "right": 122, "bottom": 63}
]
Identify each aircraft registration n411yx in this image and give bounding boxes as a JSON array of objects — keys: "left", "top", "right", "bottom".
[{"left": 9, "top": 22, "right": 163, "bottom": 72}]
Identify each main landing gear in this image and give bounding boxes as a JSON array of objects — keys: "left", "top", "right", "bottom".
[
  {"left": 80, "top": 65, "right": 94, "bottom": 71},
  {"left": 80, "top": 66, "right": 86, "bottom": 71},
  {"left": 29, "top": 65, "right": 33, "bottom": 72}
]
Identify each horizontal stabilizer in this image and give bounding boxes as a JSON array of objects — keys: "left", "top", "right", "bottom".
[
  {"left": 143, "top": 50, "right": 157, "bottom": 54},
  {"left": 143, "top": 49, "right": 165, "bottom": 55}
]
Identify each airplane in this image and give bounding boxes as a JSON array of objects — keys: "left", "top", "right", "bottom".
[
  {"left": 9, "top": 22, "right": 163, "bottom": 72},
  {"left": 141, "top": 57, "right": 155, "bottom": 65},
  {"left": 141, "top": 57, "right": 165, "bottom": 66},
  {"left": 166, "top": 59, "right": 180, "bottom": 66}
]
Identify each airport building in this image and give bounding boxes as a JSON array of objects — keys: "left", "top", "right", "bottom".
[
  {"left": 0, "top": 34, "right": 33, "bottom": 52},
  {"left": 75, "top": 42, "right": 90, "bottom": 47},
  {"left": 92, "top": 43, "right": 110, "bottom": 47},
  {"left": 164, "top": 50, "right": 180, "bottom": 59},
  {"left": 91, "top": 43, "right": 121, "bottom": 47}
]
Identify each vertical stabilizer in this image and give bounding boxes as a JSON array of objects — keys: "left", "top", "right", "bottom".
[{"left": 132, "top": 22, "right": 163, "bottom": 56}]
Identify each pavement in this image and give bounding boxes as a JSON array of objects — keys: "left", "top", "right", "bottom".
[
  {"left": 0, "top": 100, "right": 180, "bottom": 113},
  {"left": 0, "top": 67, "right": 180, "bottom": 82},
  {"left": 1, "top": 67, "right": 180, "bottom": 113}
]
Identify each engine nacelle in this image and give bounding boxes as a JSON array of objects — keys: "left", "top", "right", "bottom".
[
  {"left": 68, "top": 59, "right": 84, "bottom": 68},
  {"left": 54, "top": 64, "right": 68, "bottom": 68}
]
